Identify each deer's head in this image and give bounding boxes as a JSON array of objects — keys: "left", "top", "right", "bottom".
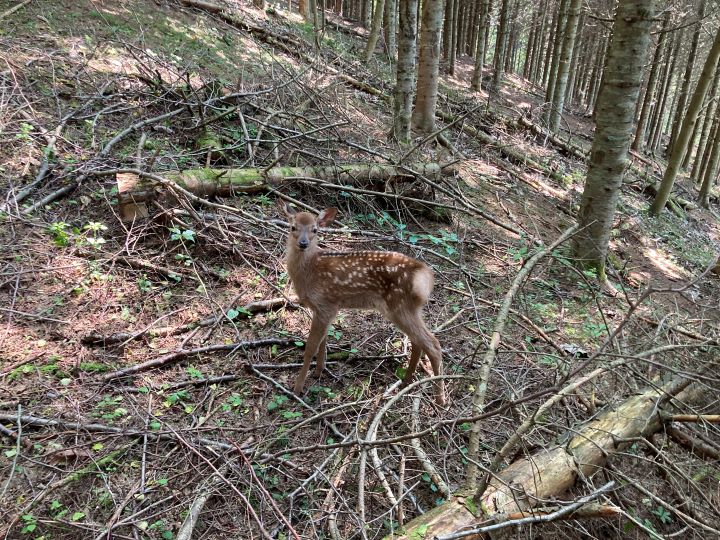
[{"left": 284, "top": 203, "right": 337, "bottom": 252}]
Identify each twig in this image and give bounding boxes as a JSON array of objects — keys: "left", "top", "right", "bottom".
[
  {"left": 101, "top": 337, "right": 296, "bottom": 381},
  {"left": 465, "top": 225, "right": 579, "bottom": 489}
]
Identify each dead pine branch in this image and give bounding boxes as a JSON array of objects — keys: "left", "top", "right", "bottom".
[{"left": 100, "top": 337, "right": 296, "bottom": 381}]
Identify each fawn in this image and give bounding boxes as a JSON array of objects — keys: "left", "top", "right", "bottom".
[{"left": 283, "top": 203, "right": 445, "bottom": 405}]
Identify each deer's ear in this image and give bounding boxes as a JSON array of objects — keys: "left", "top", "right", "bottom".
[
  {"left": 317, "top": 207, "right": 338, "bottom": 227},
  {"left": 283, "top": 202, "right": 298, "bottom": 218}
]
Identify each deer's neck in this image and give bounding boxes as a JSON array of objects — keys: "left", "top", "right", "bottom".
[{"left": 286, "top": 244, "right": 320, "bottom": 300}]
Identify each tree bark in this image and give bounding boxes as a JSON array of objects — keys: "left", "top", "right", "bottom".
[
  {"left": 383, "top": 0, "right": 397, "bottom": 60},
  {"left": 689, "top": 68, "right": 720, "bottom": 177},
  {"left": 544, "top": 0, "right": 569, "bottom": 110},
  {"left": 363, "top": 0, "right": 385, "bottom": 62},
  {"left": 573, "top": 0, "right": 656, "bottom": 277},
  {"left": 547, "top": 0, "right": 582, "bottom": 132},
  {"left": 392, "top": 374, "right": 697, "bottom": 538},
  {"left": 669, "top": 0, "right": 705, "bottom": 155},
  {"left": 630, "top": 10, "right": 669, "bottom": 152},
  {"left": 698, "top": 111, "right": 720, "bottom": 207},
  {"left": 412, "top": 0, "right": 446, "bottom": 132},
  {"left": 650, "top": 26, "right": 720, "bottom": 215},
  {"left": 491, "top": 0, "right": 511, "bottom": 90},
  {"left": 470, "top": 0, "right": 490, "bottom": 90},
  {"left": 392, "top": 0, "right": 418, "bottom": 141}
]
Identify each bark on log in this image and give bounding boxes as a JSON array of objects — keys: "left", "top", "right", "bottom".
[
  {"left": 390, "top": 375, "right": 698, "bottom": 538},
  {"left": 117, "top": 162, "right": 455, "bottom": 219}
]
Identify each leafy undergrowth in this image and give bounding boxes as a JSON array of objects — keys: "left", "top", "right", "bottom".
[{"left": 1, "top": 1, "right": 719, "bottom": 539}]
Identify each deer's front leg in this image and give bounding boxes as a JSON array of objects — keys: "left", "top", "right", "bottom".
[
  {"left": 314, "top": 335, "right": 328, "bottom": 377},
  {"left": 294, "top": 310, "right": 335, "bottom": 395}
]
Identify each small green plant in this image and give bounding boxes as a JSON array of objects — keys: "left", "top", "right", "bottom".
[
  {"left": 16, "top": 122, "right": 34, "bottom": 142},
  {"left": 95, "top": 395, "right": 128, "bottom": 422},
  {"left": 652, "top": 505, "right": 672, "bottom": 524},
  {"left": 137, "top": 275, "right": 152, "bottom": 293},
  {"left": 170, "top": 227, "right": 195, "bottom": 243},
  {"left": 20, "top": 514, "right": 37, "bottom": 534},
  {"left": 222, "top": 393, "right": 245, "bottom": 412},
  {"left": 267, "top": 394, "right": 289, "bottom": 412},
  {"left": 48, "top": 222, "right": 70, "bottom": 247},
  {"left": 186, "top": 366, "right": 203, "bottom": 379}
]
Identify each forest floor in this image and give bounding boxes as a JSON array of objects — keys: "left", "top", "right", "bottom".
[{"left": 1, "top": 0, "right": 719, "bottom": 539}]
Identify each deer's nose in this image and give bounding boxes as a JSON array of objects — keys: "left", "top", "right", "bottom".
[{"left": 298, "top": 239, "right": 309, "bottom": 249}]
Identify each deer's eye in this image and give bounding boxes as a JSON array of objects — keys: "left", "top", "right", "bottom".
[
  {"left": 291, "top": 226, "right": 297, "bottom": 231},
  {"left": 312, "top": 227, "right": 318, "bottom": 233}
]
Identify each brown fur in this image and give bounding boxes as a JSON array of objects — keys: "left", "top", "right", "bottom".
[{"left": 283, "top": 204, "right": 445, "bottom": 405}]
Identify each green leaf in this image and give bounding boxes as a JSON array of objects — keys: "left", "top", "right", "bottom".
[
  {"left": 226, "top": 308, "right": 239, "bottom": 320},
  {"left": 71, "top": 511, "right": 85, "bottom": 521},
  {"left": 4, "top": 449, "right": 17, "bottom": 458}
]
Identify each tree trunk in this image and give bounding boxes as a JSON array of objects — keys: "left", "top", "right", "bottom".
[
  {"left": 647, "top": 25, "right": 682, "bottom": 155},
  {"left": 564, "top": 12, "right": 584, "bottom": 105},
  {"left": 412, "top": 0, "right": 445, "bottom": 132},
  {"left": 698, "top": 112, "right": 720, "bottom": 207},
  {"left": 687, "top": 68, "right": 720, "bottom": 173},
  {"left": 588, "top": 34, "right": 608, "bottom": 115},
  {"left": 470, "top": 0, "right": 490, "bottom": 90},
  {"left": 544, "top": 0, "right": 569, "bottom": 111},
  {"left": 362, "top": 0, "right": 371, "bottom": 27},
  {"left": 530, "top": 0, "right": 548, "bottom": 84},
  {"left": 690, "top": 69, "right": 720, "bottom": 180},
  {"left": 363, "top": 0, "right": 385, "bottom": 62},
  {"left": 630, "top": 10, "right": 669, "bottom": 152},
  {"left": 650, "top": 26, "right": 720, "bottom": 215},
  {"left": 547, "top": 0, "right": 582, "bottom": 132},
  {"left": 573, "top": 0, "right": 656, "bottom": 276},
  {"left": 669, "top": 0, "right": 705, "bottom": 155},
  {"left": 522, "top": 3, "right": 539, "bottom": 80},
  {"left": 541, "top": 3, "right": 559, "bottom": 89},
  {"left": 392, "top": 373, "right": 695, "bottom": 538},
  {"left": 491, "top": 0, "right": 511, "bottom": 90},
  {"left": 447, "top": 0, "right": 458, "bottom": 74},
  {"left": 392, "top": 0, "right": 418, "bottom": 142},
  {"left": 383, "top": 0, "right": 397, "bottom": 60}
]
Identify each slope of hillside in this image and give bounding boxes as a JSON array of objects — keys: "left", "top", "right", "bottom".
[{"left": 1, "top": 1, "right": 718, "bottom": 538}]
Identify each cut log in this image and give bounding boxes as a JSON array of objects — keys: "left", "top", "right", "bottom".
[
  {"left": 390, "top": 375, "right": 699, "bottom": 538},
  {"left": 116, "top": 162, "right": 455, "bottom": 219}
]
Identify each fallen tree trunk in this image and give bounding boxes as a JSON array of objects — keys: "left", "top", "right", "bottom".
[
  {"left": 116, "top": 162, "right": 454, "bottom": 220},
  {"left": 391, "top": 375, "right": 699, "bottom": 538}
]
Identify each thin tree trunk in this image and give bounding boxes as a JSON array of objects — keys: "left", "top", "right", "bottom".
[
  {"left": 544, "top": 0, "right": 569, "bottom": 111},
  {"left": 564, "top": 12, "right": 584, "bottom": 105},
  {"left": 647, "top": 25, "right": 681, "bottom": 154},
  {"left": 384, "top": 0, "right": 397, "bottom": 60},
  {"left": 650, "top": 26, "right": 720, "bottom": 215},
  {"left": 523, "top": 3, "right": 538, "bottom": 79},
  {"left": 574, "top": 0, "right": 656, "bottom": 276},
  {"left": 547, "top": 0, "right": 582, "bottom": 132},
  {"left": 492, "top": 0, "right": 511, "bottom": 90},
  {"left": 589, "top": 34, "right": 608, "bottom": 115},
  {"left": 531, "top": 0, "right": 548, "bottom": 84},
  {"left": 631, "top": 10, "right": 669, "bottom": 152},
  {"left": 412, "top": 0, "right": 445, "bottom": 132},
  {"left": 448, "top": 0, "right": 458, "bottom": 74},
  {"left": 392, "top": 0, "right": 418, "bottom": 142},
  {"left": 670, "top": 0, "right": 705, "bottom": 156},
  {"left": 470, "top": 0, "right": 490, "bottom": 90},
  {"left": 690, "top": 69, "right": 720, "bottom": 180},
  {"left": 541, "top": 3, "right": 558, "bottom": 88},
  {"left": 363, "top": 0, "right": 386, "bottom": 62},
  {"left": 698, "top": 112, "right": 720, "bottom": 207}
]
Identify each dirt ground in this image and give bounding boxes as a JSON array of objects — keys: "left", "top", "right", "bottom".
[{"left": 1, "top": 0, "right": 718, "bottom": 538}]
